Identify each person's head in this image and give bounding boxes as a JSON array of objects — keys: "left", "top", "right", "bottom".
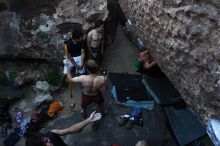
[
  {"left": 139, "top": 51, "right": 150, "bottom": 61},
  {"left": 72, "top": 29, "right": 83, "bottom": 42},
  {"left": 95, "top": 20, "right": 104, "bottom": 33},
  {"left": 85, "top": 60, "right": 98, "bottom": 74},
  {"left": 26, "top": 132, "right": 54, "bottom": 146},
  {"left": 135, "top": 140, "right": 149, "bottom": 146}
]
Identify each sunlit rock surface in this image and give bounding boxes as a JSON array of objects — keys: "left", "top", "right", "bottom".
[{"left": 0, "top": 0, "right": 108, "bottom": 62}]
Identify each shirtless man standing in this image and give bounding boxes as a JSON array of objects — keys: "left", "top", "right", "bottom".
[
  {"left": 67, "top": 60, "right": 107, "bottom": 120},
  {"left": 87, "top": 20, "right": 104, "bottom": 66}
]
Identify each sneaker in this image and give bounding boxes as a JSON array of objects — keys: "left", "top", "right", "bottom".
[
  {"left": 118, "top": 114, "right": 130, "bottom": 126},
  {"left": 127, "top": 117, "right": 134, "bottom": 129}
]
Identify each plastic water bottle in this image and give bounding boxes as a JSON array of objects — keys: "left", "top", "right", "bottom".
[
  {"left": 140, "top": 118, "right": 143, "bottom": 126},
  {"left": 16, "top": 112, "right": 23, "bottom": 125},
  {"left": 137, "top": 37, "right": 145, "bottom": 51}
]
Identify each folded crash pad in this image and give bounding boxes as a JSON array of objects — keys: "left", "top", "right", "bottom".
[
  {"left": 142, "top": 73, "right": 180, "bottom": 105},
  {"left": 142, "top": 71, "right": 207, "bottom": 146},
  {"left": 164, "top": 106, "right": 206, "bottom": 146}
]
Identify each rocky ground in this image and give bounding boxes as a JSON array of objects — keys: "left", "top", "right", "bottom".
[{"left": 0, "top": 27, "right": 212, "bottom": 146}]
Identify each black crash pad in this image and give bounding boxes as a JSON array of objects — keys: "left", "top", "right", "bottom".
[
  {"left": 164, "top": 106, "right": 206, "bottom": 146},
  {"left": 109, "top": 73, "right": 151, "bottom": 102},
  {"left": 142, "top": 71, "right": 207, "bottom": 146},
  {"left": 142, "top": 74, "right": 181, "bottom": 105}
]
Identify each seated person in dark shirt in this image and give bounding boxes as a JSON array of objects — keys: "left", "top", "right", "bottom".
[
  {"left": 25, "top": 112, "right": 101, "bottom": 146},
  {"left": 59, "top": 29, "right": 86, "bottom": 88}
]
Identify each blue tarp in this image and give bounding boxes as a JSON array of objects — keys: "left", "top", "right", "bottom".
[
  {"left": 111, "top": 86, "right": 154, "bottom": 110},
  {"left": 109, "top": 73, "right": 154, "bottom": 110}
]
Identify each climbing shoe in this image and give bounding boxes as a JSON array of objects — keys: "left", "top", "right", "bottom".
[
  {"left": 127, "top": 117, "right": 134, "bottom": 129},
  {"left": 118, "top": 114, "right": 130, "bottom": 126}
]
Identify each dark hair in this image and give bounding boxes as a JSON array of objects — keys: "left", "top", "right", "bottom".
[
  {"left": 95, "top": 20, "right": 104, "bottom": 28},
  {"left": 72, "top": 29, "right": 83, "bottom": 40},
  {"left": 85, "top": 60, "right": 98, "bottom": 73},
  {"left": 25, "top": 132, "right": 45, "bottom": 146}
]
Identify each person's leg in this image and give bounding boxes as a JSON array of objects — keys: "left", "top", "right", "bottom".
[
  {"left": 93, "top": 50, "right": 102, "bottom": 69},
  {"left": 92, "top": 102, "right": 103, "bottom": 131},
  {"left": 97, "top": 48, "right": 103, "bottom": 67},
  {"left": 93, "top": 93, "right": 105, "bottom": 116},
  {"left": 60, "top": 59, "right": 74, "bottom": 88},
  {"left": 74, "top": 56, "right": 85, "bottom": 75},
  {"left": 97, "top": 104, "right": 104, "bottom": 115},
  {"left": 81, "top": 93, "right": 91, "bottom": 119}
]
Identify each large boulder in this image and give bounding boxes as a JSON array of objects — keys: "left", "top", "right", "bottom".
[
  {"left": 118, "top": 0, "right": 220, "bottom": 126},
  {"left": 33, "top": 81, "right": 53, "bottom": 108},
  {"left": 0, "top": 84, "right": 22, "bottom": 105},
  {"left": 12, "top": 69, "right": 44, "bottom": 89},
  {"left": 0, "top": 0, "right": 108, "bottom": 63}
]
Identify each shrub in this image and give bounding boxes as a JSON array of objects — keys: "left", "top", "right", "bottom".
[
  {"left": 45, "top": 69, "right": 61, "bottom": 85},
  {"left": 0, "top": 69, "right": 18, "bottom": 85},
  {"left": 0, "top": 71, "right": 10, "bottom": 85}
]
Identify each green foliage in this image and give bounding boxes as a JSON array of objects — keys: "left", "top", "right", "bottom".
[
  {"left": 0, "top": 71, "right": 10, "bottom": 85},
  {"left": 21, "top": 86, "right": 33, "bottom": 97},
  {"left": 45, "top": 68, "right": 61, "bottom": 85},
  {"left": 0, "top": 69, "right": 18, "bottom": 85},
  {"left": 8, "top": 69, "right": 18, "bottom": 81},
  {"left": 31, "top": 63, "right": 38, "bottom": 71}
]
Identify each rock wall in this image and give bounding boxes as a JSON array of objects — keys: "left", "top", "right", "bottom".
[
  {"left": 118, "top": 0, "right": 220, "bottom": 125},
  {"left": 0, "top": 0, "right": 108, "bottom": 62}
]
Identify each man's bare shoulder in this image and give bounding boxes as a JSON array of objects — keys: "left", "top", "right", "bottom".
[
  {"left": 72, "top": 75, "right": 86, "bottom": 82},
  {"left": 88, "top": 29, "right": 96, "bottom": 35},
  {"left": 96, "top": 75, "right": 106, "bottom": 83}
]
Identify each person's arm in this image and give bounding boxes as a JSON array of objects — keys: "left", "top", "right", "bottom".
[
  {"left": 64, "top": 44, "right": 78, "bottom": 68},
  {"left": 103, "top": 76, "right": 108, "bottom": 92},
  {"left": 51, "top": 112, "right": 101, "bottom": 136},
  {"left": 99, "top": 76, "right": 108, "bottom": 93},
  {"left": 100, "top": 36, "right": 104, "bottom": 55},
  {"left": 69, "top": 57, "right": 79, "bottom": 69},
  {"left": 142, "top": 50, "right": 149, "bottom": 55},
  {"left": 143, "top": 61, "right": 156, "bottom": 69},
  {"left": 87, "top": 32, "right": 93, "bottom": 55},
  {"left": 64, "top": 44, "right": 68, "bottom": 58},
  {"left": 67, "top": 65, "right": 84, "bottom": 83},
  {"left": 80, "top": 48, "right": 85, "bottom": 67}
]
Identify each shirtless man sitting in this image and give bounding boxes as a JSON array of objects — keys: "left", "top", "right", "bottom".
[
  {"left": 87, "top": 20, "right": 104, "bottom": 66},
  {"left": 67, "top": 60, "right": 107, "bottom": 120},
  {"left": 139, "top": 50, "right": 156, "bottom": 69}
]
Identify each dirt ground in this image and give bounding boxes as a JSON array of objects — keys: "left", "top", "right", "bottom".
[{"left": 0, "top": 27, "right": 212, "bottom": 146}]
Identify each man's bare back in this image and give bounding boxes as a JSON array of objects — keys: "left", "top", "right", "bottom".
[
  {"left": 81, "top": 74, "right": 106, "bottom": 96},
  {"left": 67, "top": 74, "right": 106, "bottom": 96},
  {"left": 67, "top": 59, "right": 106, "bottom": 120}
]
